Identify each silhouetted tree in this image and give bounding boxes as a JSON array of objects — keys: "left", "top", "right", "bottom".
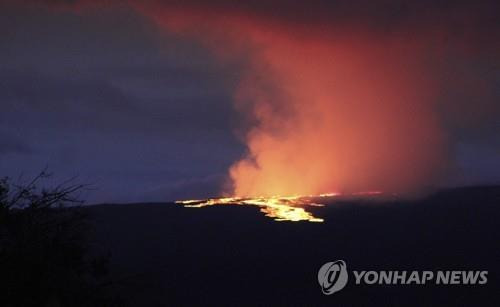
[{"left": 0, "top": 171, "right": 116, "bottom": 306}]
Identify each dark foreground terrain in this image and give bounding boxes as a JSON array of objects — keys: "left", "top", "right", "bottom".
[{"left": 87, "top": 186, "right": 500, "bottom": 306}]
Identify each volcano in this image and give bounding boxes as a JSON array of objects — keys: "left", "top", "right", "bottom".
[{"left": 87, "top": 186, "right": 500, "bottom": 306}]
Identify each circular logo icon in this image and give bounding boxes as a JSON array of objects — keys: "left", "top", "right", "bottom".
[{"left": 318, "top": 260, "right": 348, "bottom": 295}]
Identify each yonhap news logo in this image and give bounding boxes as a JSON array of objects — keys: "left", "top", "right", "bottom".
[
  {"left": 318, "top": 260, "right": 488, "bottom": 295},
  {"left": 318, "top": 260, "right": 349, "bottom": 295}
]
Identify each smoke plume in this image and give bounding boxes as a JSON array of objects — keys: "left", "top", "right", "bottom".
[{"left": 27, "top": 0, "right": 500, "bottom": 196}]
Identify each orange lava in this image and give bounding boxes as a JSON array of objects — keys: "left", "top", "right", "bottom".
[{"left": 176, "top": 192, "right": 384, "bottom": 222}]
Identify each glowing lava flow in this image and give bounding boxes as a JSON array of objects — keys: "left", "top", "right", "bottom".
[{"left": 175, "top": 193, "right": 343, "bottom": 222}]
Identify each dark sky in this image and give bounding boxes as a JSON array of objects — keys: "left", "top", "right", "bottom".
[
  {"left": 0, "top": 5, "right": 245, "bottom": 202},
  {"left": 0, "top": 1, "right": 498, "bottom": 203}
]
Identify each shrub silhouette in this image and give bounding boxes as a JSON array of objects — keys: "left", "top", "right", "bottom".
[{"left": 0, "top": 172, "right": 115, "bottom": 306}]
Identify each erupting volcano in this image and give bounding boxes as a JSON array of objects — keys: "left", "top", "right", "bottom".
[
  {"left": 40, "top": 0, "right": 499, "bottom": 211},
  {"left": 2, "top": 1, "right": 498, "bottom": 305},
  {"left": 154, "top": 4, "right": 447, "bottom": 218}
]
